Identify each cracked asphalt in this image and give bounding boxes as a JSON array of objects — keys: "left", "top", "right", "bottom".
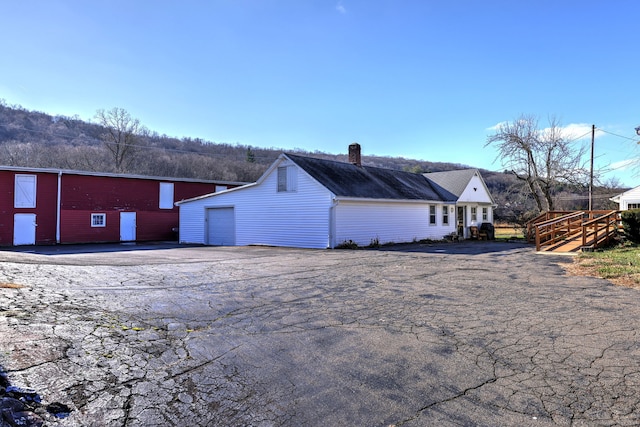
[{"left": 1, "top": 241, "right": 640, "bottom": 426}]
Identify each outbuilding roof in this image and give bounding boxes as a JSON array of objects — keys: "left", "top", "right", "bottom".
[
  {"left": 423, "top": 169, "right": 479, "bottom": 198},
  {"left": 286, "top": 153, "right": 457, "bottom": 202}
]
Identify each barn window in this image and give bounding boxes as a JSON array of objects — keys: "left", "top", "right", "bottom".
[
  {"left": 429, "top": 206, "right": 437, "bottom": 225},
  {"left": 14, "top": 174, "right": 37, "bottom": 208},
  {"left": 277, "top": 166, "right": 297, "bottom": 192},
  {"left": 159, "top": 182, "right": 174, "bottom": 209},
  {"left": 91, "top": 213, "right": 106, "bottom": 227}
]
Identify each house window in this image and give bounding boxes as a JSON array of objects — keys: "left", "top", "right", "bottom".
[
  {"left": 429, "top": 206, "right": 437, "bottom": 225},
  {"left": 14, "top": 174, "right": 37, "bottom": 208},
  {"left": 91, "top": 213, "right": 106, "bottom": 227},
  {"left": 443, "top": 206, "right": 449, "bottom": 225},
  {"left": 277, "top": 166, "right": 297, "bottom": 192},
  {"left": 471, "top": 207, "right": 477, "bottom": 222},
  {"left": 628, "top": 203, "right": 640, "bottom": 210},
  {"left": 482, "top": 207, "right": 488, "bottom": 221}
]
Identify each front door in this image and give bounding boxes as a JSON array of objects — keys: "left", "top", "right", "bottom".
[
  {"left": 14, "top": 213, "right": 36, "bottom": 245},
  {"left": 457, "top": 206, "right": 465, "bottom": 237},
  {"left": 120, "top": 212, "right": 136, "bottom": 242}
]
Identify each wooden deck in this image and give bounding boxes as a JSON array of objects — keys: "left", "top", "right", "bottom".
[{"left": 529, "top": 210, "right": 621, "bottom": 253}]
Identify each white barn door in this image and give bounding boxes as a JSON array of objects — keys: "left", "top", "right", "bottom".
[
  {"left": 14, "top": 213, "right": 36, "bottom": 245},
  {"left": 120, "top": 212, "right": 137, "bottom": 242},
  {"left": 207, "top": 207, "right": 235, "bottom": 246}
]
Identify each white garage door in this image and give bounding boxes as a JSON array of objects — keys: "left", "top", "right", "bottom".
[{"left": 207, "top": 207, "right": 235, "bottom": 245}]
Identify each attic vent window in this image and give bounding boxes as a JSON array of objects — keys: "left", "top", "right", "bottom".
[{"left": 277, "top": 166, "right": 297, "bottom": 192}]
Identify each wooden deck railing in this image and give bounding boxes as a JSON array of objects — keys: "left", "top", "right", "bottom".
[
  {"left": 526, "top": 211, "right": 574, "bottom": 243},
  {"left": 532, "top": 211, "right": 585, "bottom": 251},
  {"left": 528, "top": 210, "right": 621, "bottom": 252},
  {"left": 581, "top": 210, "right": 622, "bottom": 250}
]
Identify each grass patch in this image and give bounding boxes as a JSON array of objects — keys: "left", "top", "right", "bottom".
[
  {"left": 570, "top": 242, "right": 640, "bottom": 288},
  {"left": 494, "top": 226, "right": 525, "bottom": 240}
]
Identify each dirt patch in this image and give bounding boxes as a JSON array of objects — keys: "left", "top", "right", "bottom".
[{"left": 564, "top": 259, "right": 640, "bottom": 290}]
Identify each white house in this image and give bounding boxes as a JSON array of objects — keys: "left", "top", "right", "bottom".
[
  {"left": 424, "top": 169, "right": 496, "bottom": 239},
  {"left": 177, "top": 144, "right": 494, "bottom": 249},
  {"left": 610, "top": 186, "right": 640, "bottom": 210}
]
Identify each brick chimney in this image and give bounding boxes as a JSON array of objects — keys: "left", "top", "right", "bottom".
[{"left": 348, "top": 143, "right": 361, "bottom": 166}]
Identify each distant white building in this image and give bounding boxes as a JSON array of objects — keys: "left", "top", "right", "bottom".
[
  {"left": 177, "top": 144, "right": 495, "bottom": 249},
  {"left": 610, "top": 186, "right": 640, "bottom": 210}
]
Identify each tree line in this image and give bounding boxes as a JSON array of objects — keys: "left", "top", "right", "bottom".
[{"left": 0, "top": 101, "right": 625, "bottom": 224}]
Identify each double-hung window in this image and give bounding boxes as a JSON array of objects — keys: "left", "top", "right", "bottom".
[{"left": 429, "top": 206, "right": 437, "bottom": 225}]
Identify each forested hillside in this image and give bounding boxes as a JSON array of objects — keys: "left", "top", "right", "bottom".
[{"left": 0, "top": 101, "right": 622, "bottom": 223}]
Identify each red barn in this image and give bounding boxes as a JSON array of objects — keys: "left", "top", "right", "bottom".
[{"left": 0, "top": 166, "right": 246, "bottom": 246}]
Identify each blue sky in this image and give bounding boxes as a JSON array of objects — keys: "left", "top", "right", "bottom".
[{"left": 1, "top": 1, "right": 639, "bottom": 185}]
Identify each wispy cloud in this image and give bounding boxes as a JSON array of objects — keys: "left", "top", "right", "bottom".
[
  {"left": 336, "top": 1, "right": 347, "bottom": 14},
  {"left": 486, "top": 121, "right": 600, "bottom": 141},
  {"left": 609, "top": 158, "right": 640, "bottom": 172}
]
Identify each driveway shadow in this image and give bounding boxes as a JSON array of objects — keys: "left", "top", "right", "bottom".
[
  {"left": 0, "top": 242, "right": 199, "bottom": 256},
  {"left": 369, "top": 240, "right": 533, "bottom": 255}
]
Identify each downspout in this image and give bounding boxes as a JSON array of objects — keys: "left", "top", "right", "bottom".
[
  {"left": 329, "top": 198, "right": 338, "bottom": 249},
  {"left": 56, "top": 171, "right": 62, "bottom": 244}
]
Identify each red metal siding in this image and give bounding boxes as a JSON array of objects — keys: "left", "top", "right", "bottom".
[
  {"left": 0, "top": 171, "right": 58, "bottom": 245},
  {"left": 136, "top": 211, "right": 180, "bottom": 241},
  {"left": 0, "top": 169, "right": 236, "bottom": 245},
  {"left": 60, "top": 210, "right": 120, "bottom": 243},
  {"left": 175, "top": 183, "right": 220, "bottom": 206},
  {"left": 62, "top": 175, "right": 162, "bottom": 211}
]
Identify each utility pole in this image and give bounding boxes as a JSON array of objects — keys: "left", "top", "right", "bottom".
[{"left": 589, "top": 124, "right": 595, "bottom": 211}]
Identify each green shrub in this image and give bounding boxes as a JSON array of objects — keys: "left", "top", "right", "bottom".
[
  {"left": 621, "top": 209, "right": 640, "bottom": 243},
  {"left": 336, "top": 240, "right": 359, "bottom": 249},
  {"left": 368, "top": 236, "right": 380, "bottom": 248}
]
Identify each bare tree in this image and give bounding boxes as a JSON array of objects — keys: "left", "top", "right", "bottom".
[
  {"left": 94, "top": 107, "right": 143, "bottom": 173},
  {"left": 486, "top": 115, "right": 590, "bottom": 212}
]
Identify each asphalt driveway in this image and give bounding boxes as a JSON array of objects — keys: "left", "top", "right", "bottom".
[{"left": 1, "top": 241, "right": 639, "bottom": 426}]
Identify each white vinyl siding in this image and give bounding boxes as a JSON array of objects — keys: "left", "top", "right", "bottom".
[
  {"left": 458, "top": 173, "right": 493, "bottom": 204},
  {"left": 159, "top": 182, "right": 174, "bottom": 209},
  {"left": 14, "top": 175, "right": 37, "bottom": 208},
  {"left": 179, "top": 163, "right": 331, "bottom": 248},
  {"left": 615, "top": 186, "right": 640, "bottom": 210},
  {"left": 334, "top": 201, "right": 453, "bottom": 247}
]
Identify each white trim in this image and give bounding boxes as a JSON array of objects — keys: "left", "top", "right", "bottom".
[{"left": 91, "top": 213, "right": 106, "bottom": 227}]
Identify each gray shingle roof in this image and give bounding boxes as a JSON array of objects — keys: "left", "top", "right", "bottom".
[
  {"left": 423, "top": 169, "right": 478, "bottom": 198},
  {"left": 286, "top": 154, "right": 457, "bottom": 202}
]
